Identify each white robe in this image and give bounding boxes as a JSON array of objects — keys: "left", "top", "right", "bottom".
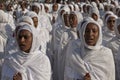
[
  {"left": 64, "top": 39, "right": 115, "bottom": 80},
  {"left": 1, "top": 51, "right": 51, "bottom": 80},
  {"left": 1, "top": 22, "right": 52, "bottom": 80},
  {"left": 64, "top": 19, "right": 115, "bottom": 80}
]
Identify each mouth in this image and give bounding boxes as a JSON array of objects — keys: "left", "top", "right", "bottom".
[
  {"left": 86, "top": 39, "right": 94, "bottom": 43},
  {"left": 19, "top": 44, "right": 26, "bottom": 48}
]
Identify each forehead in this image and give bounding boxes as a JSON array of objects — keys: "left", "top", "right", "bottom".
[
  {"left": 19, "top": 29, "right": 32, "bottom": 34},
  {"left": 108, "top": 16, "right": 116, "bottom": 20},
  {"left": 86, "top": 23, "right": 99, "bottom": 30}
]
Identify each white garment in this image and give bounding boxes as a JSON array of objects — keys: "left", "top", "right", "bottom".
[
  {"left": 1, "top": 23, "right": 52, "bottom": 80},
  {"left": 106, "top": 18, "right": 120, "bottom": 80},
  {"left": 64, "top": 19, "right": 115, "bottom": 80}
]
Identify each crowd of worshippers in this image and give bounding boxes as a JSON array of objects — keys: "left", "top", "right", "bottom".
[{"left": 0, "top": 0, "right": 120, "bottom": 80}]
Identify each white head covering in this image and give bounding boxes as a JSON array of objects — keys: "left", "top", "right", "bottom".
[
  {"left": 90, "top": 7, "right": 100, "bottom": 18},
  {"left": 17, "top": 16, "right": 34, "bottom": 26},
  {"left": 91, "top": 2, "right": 97, "bottom": 8},
  {"left": 71, "top": 11, "right": 83, "bottom": 24},
  {"left": 17, "top": 23, "right": 40, "bottom": 54},
  {"left": 74, "top": 4, "right": 79, "bottom": 12},
  {"left": 77, "top": 17, "right": 94, "bottom": 38},
  {"left": 68, "top": 4, "right": 74, "bottom": 12},
  {"left": 103, "top": 11, "right": 114, "bottom": 22},
  {"left": 40, "top": 3, "right": 46, "bottom": 15},
  {"left": 25, "top": 11, "right": 38, "bottom": 18},
  {"left": 105, "top": 14, "right": 118, "bottom": 23},
  {"left": 32, "top": 2, "right": 40, "bottom": 10},
  {"left": 80, "top": 19, "right": 102, "bottom": 50},
  {"left": 0, "top": 10, "right": 8, "bottom": 23}
]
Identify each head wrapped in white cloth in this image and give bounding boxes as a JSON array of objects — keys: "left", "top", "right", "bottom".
[
  {"left": 17, "top": 16, "right": 34, "bottom": 26},
  {"left": 77, "top": 17, "right": 94, "bottom": 38},
  {"left": 105, "top": 14, "right": 118, "bottom": 23},
  {"left": 32, "top": 2, "right": 40, "bottom": 10},
  {"left": 90, "top": 7, "right": 100, "bottom": 18},
  {"left": 17, "top": 23, "right": 40, "bottom": 54},
  {"left": 25, "top": 11, "right": 38, "bottom": 18},
  {"left": 80, "top": 18, "right": 102, "bottom": 50}
]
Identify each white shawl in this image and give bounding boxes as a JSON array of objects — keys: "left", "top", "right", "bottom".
[
  {"left": 1, "top": 23, "right": 51, "bottom": 80},
  {"left": 64, "top": 19, "right": 115, "bottom": 80}
]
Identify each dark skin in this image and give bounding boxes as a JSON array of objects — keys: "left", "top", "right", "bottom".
[
  {"left": 84, "top": 73, "right": 91, "bottom": 80},
  {"left": 91, "top": 13, "right": 98, "bottom": 21},
  {"left": 107, "top": 17, "right": 116, "bottom": 31},
  {"left": 32, "top": 17, "right": 38, "bottom": 28},
  {"left": 52, "top": 3, "right": 58, "bottom": 12},
  {"left": 84, "top": 23, "right": 99, "bottom": 46},
  {"left": 63, "top": 13, "right": 70, "bottom": 27},
  {"left": 17, "top": 30, "right": 33, "bottom": 53},
  {"left": 69, "top": 13, "right": 78, "bottom": 28},
  {"left": 31, "top": 6, "right": 39, "bottom": 14},
  {"left": 13, "top": 72, "right": 22, "bottom": 80}
]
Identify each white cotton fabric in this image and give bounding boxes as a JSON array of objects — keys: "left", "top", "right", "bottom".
[
  {"left": 106, "top": 18, "right": 120, "bottom": 80},
  {"left": 0, "top": 10, "right": 8, "bottom": 23},
  {"left": 103, "top": 14, "right": 118, "bottom": 45},
  {"left": 1, "top": 23, "right": 52, "bottom": 80},
  {"left": 17, "top": 16, "right": 34, "bottom": 26},
  {"left": 90, "top": 7, "right": 103, "bottom": 27},
  {"left": 64, "top": 19, "right": 115, "bottom": 80},
  {"left": 25, "top": 11, "right": 48, "bottom": 54}
]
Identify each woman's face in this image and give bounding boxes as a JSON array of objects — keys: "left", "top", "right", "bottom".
[
  {"left": 69, "top": 13, "right": 78, "bottom": 28},
  {"left": 31, "top": 6, "right": 39, "bottom": 14},
  {"left": 53, "top": 4, "right": 58, "bottom": 11},
  {"left": 91, "top": 13, "right": 98, "bottom": 21},
  {"left": 17, "top": 30, "right": 33, "bottom": 53},
  {"left": 32, "top": 17, "right": 38, "bottom": 28},
  {"left": 63, "top": 13, "right": 70, "bottom": 27},
  {"left": 84, "top": 23, "right": 99, "bottom": 46},
  {"left": 107, "top": 17, "right": 116, "bottom": 31}
]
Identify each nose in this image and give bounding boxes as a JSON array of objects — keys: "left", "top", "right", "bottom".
[
  {"left": 19, "top": 37, "right": 25, "bottom": 43},
  {"left": 89, "top": 30, "right": 94, "bottom": 36}
]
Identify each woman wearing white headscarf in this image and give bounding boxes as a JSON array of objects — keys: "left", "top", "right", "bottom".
[
  {"left": 1, "top": 23, "right": 52, "bottom": 80},
  {"left": 52, "top": 10, "right": 70, "bottom": 80},
  {"left": 25, "top": 11, "right": 50, "bottom": 54},
  {"left": 106, "top": 18, "right": 120, "bottom": 80},
  {"left": 90, "top": 7, "right": 103, "bottom": 27},
  {"left": 32, "top": 2, "right": 52, "bottom": 33},
  {"left": 64, "top": 19, "right": 115, "bottom": 80},
  {"left": 50, "top": 3, "right": 61, "bottom": 25},
  {"left": 103, "top": 14, "right": 118, "bottom": 46},
  {"left": 55, "top": 11, "right": 82, "bottom": 80},
  {"left": 102, "top": 11, "right": 114, "bottom": 33}
]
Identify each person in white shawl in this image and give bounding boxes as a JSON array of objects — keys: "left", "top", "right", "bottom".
[
  {"left": 64, "top": 18, "right": 115, "bottom": 80},
  {"left": 106, "top": 18, "right": 120, "bottom": 80},
  {"left": 1, "top": 23, "right": 52, "bottom": 80},
  {"left": 54, "top": 11, "right": 83, "bottom": 80},
  {"left": 90, "top": 7, "right": 103, "bottom": 27},
  {"left": 25, "top": 11, "right": 50, "bottom": 54},
  {"left": 52, "top": 10, "right": 70, "bottom": 80},
  {"left": 31, "top": 3, "right": 52, "bottom": 33},
  {"left": 103, "top": 14, "right": 118, "bottom": 46}
]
